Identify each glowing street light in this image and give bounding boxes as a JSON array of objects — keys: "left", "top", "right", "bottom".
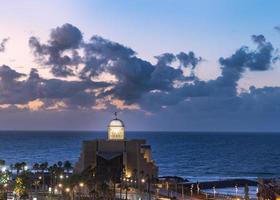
[
  {"left": 79, "top": 182, "right": 84, "bottom": 187},
  {"left": 141, "top": 178, "right": 145, "bottom": 183},
  {"left": 58, "top": 183, "right": 63, "bottom": 188},
  {"left": 65, "top": 188, "right": 70, "bottom": 193}
]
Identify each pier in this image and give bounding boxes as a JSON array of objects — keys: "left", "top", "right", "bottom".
[{"left": 184, "top": 178, "right": 257, "bottom": 189}]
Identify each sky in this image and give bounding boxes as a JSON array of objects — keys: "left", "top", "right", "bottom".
[{"left": 0, "top": 0, "right": 280, "bottom": 131}]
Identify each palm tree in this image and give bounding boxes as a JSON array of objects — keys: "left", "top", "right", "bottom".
[
  {"left": 39, "top": 162, "right": 48, "bottom": 190},
  {"left": 145, "top": 174, "right": 151, "bottom": 200},
  {"left": 33, "top": 163, "right": 39, "bottom": 173},
  {"left": 20, "top": 162, "right": 27, "bottom": 171},
  {"left": 57, "top": 161, "right": 63, "bottom": 169},
  {"left": 52, "top": 164, "right": 59, "bottom": 188},
  {"left": 0, "top": 160, "right": 5, "bottom": 167},
  {"left": 64, "top": 161, "right": 72, "bottom": 174},
  {"left": 120, "top": 166, "right": 126, "bottom": 199},
  {"left": 244, "top": 184, "right": 250, "bottom": 200},
  {"left": 14, "top": 162, "right": 22, "bottom": 175}
]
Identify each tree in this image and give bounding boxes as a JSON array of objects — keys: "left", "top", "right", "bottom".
[
  {"left": 0, "top": 160, "right": 5, "bottom": 167},
  {"left": 244, "top": 184, "right": 250, "bottom": 200},
  {"left": 21, "top": 162, "right": 27, "bottom": 171},
  {"left": 14, "top": 174, "right": 32, "bottom": 200},
  {"left": 64, "top": 161, "right": 72, "bottom": 174},
  {"left": 39, "top": 162, "right": 48, "bottom": 190},
  {"left": 15, "top": 177, "right": 25, "bottom": 198},
  {"left": 14, "top": 163, "right": 22, "bottom": 175},
  {"left": 33, "top": 163, "right": 39, "bottom": 172},
  {"left": 58, "top": 161, "right": 63, "bottom": 169},
  {"left": 49, "top": 164, "right": 60, "bottom": 189}
]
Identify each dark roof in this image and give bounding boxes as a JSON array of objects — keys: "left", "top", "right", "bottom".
[{"left": 97, "top": 152, "right": 123, "bottom": 160}]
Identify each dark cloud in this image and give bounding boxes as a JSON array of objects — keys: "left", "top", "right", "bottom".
[
  {"left": 155, "top": 53, "right": 176, "bottom": 65},
  {"left": 155, "top": 51, "right": 202, "bottom": 69},
  {"left": 0, "top": 23, "right": 277, "bottom": 131},
  {"left": 30, "top": 24, "right": 203, "bottom": 103},
  {"left": 137, "top": 34, "right": 278, "bottom": 111},
  {"left": 0, "top": 65, "right": 109, "bottom": 108},
  {"left": 28, "top": 24, "right": 279, "bottom": 112},
  {"left": 0, "top": 38, "right": 9, "bottom": 52},
  {"left": 29, "top": 23, "right": 83, "bottom": 77},
  {"left": 177, "top": 51, "right": 202, "bottom": 69},
  {"left": 216, "top": 34, "right": 277, "bottom": 96},
  {"left": 80, "top": 35, "right": 202, "bottom": 102}
]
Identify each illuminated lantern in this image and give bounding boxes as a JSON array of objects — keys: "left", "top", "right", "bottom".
[{"left": 108, "top": 112, "right": 125, "bottom": 140}]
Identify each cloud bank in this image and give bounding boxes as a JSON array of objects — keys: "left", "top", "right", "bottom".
[{"left": 0, "top": 24, "right": 280, "bottom": 131}]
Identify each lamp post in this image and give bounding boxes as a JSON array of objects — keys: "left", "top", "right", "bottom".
[
  {"left": 125, "top": 184, "right": 128, "bottom": 200},
  {"left": 119, "top": 175, "right": 124, "bottom": 200},
  {"left": 124, "top": 178, "right": 129, "bottom": 200},
  {"left": 65, "top": 187, "right": 70, "bottom": 200},
  {"left": 141, "top": 178, "right": 145, "bottom": 199},
  {"left": 156, "top": 188, "right": 159, "bottom": 199},
  {"left": 235, "top": 185, "right": 238, "bottom": 198},
  {"left": 181, "top": 183, "right": 185, "bottom": 199},
  {"left": 167, "top": 182, "right": 170, "bottom": 197},
  {"left": 78, "top": 182, "right": 84, "bottom": 199},
  {"left": 145, "top": 175, "right": 151, "bottom": 200}
]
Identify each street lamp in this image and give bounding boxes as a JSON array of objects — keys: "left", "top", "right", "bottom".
[
  {"left": 197, "top": 183, "right": 200, "bottom": 194},
  {"left": 213, "top": 186, "right": 216, "bottom": 199},
  {"left": 235, "top": 185, "right": 238, "bottom": 197},
  {"left": 140, "top": 178, "right": 146, "bottom": 199},
  {"left": 181, "top": 184, "right": 184, "bottom": 198},
  {"left": 79, "top": 182, "right": 84, "bottom": 188}
]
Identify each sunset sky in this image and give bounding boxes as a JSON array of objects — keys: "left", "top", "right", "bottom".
[{"left": 0, "top": 0, "right": 280, "bottom": 131}]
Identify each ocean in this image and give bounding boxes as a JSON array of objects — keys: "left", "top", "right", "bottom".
[{"left": 0, "top": 131, "right": 279, "bottom": 181}]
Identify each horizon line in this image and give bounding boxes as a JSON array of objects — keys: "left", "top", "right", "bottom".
[{"left": 0, "top": 129, "right": 279, "bottom": 134}]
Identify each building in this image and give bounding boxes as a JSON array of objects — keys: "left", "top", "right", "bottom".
[
  {"left": 74, "top": 114, "right": 158, "bottom": 184},
  {"left": 258, "top": 178, "right": 280, "bottom": 200}
]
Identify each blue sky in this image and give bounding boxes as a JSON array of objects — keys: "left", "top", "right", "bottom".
[{"left": 0, "top": 0, "right": 280, "bottom": 131}]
